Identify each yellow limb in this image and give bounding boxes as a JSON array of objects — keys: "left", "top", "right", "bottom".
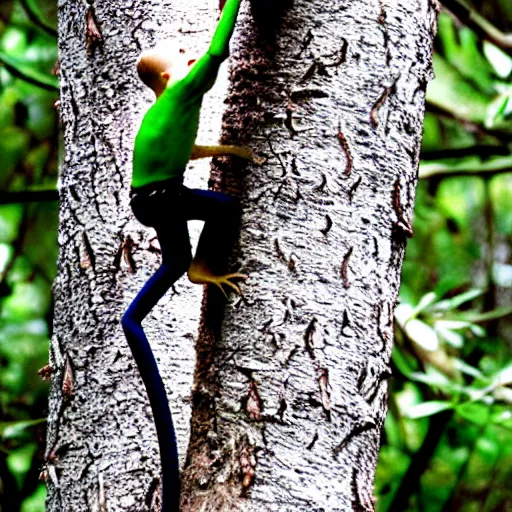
[
  {"left": 187, "top": 259, "right": 246, "bottom": 297},
  {"left": 191, "top": 144, "right": 265, "bottom": 164}
]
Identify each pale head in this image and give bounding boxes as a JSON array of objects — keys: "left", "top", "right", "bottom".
[{"left": 137, "top": 40, "right": 197, "bottom": 97}]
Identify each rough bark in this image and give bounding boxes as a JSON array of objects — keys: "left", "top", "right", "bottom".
[
  {"left": 182, "top": 0, "right": 439, "bottom": 510},
  {"left": 47, "top": 1, "right": 226, "bottom": 510},
  {"left": 47, "top": 0, "right": 438, "bottom": 511}
]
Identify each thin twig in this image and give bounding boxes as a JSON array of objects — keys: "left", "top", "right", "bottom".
[
  {"left": 419, "top": 155, "right": 512, "bottom": 179},
  {"left": 19, "top": 0, "right": 57, "bottom": 38},
  {"left": 0, "top": 51, "right": 59, "bottom": 92},
  {"left": 0, "top": 189, "right": 59, "bottom": 204},
  {"left": 442, "top": 0, "right": 512, "bottom": 55}
]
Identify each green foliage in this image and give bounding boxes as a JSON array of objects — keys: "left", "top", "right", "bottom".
[
  {"left": 0, "top": 0, "right": 511, "bottom": 510},
  {"left": 0, "top": 1, "right": 57, "bottom": 509},
  {"left": 376, "top": 7, "right": 512, "bottom": 511}
]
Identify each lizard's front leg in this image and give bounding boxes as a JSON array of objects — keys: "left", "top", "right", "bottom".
[{"left": 191, "top": 144, "right": 265, "bottom": 164}]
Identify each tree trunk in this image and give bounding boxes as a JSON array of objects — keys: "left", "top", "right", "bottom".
[
  {"left": 47, "top": 1, "right": 225, "bottom": 509},
  {"left": 47, "top": 0, "right": 438, "bottom": 511}
]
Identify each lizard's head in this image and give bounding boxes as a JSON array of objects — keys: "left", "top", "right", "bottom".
[{"left": 137, "top": 40, "right": 197, "bottom": 97}]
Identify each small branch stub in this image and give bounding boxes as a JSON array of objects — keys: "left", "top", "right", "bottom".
[{"left": 86, "top": 5, "right": 103, "bottom": 52}]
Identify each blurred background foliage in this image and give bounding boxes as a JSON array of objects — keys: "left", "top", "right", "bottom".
[
  {"left": 0, "top": 0, "right": 511, "bottom": 511},
  {"left": 0, "top": 0, "right": 57, "bottom": 510},
  {"left": 376, "top": 0, "right": 512, "bottom": 511}
]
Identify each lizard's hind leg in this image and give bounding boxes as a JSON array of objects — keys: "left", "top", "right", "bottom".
[
  {"left": 186, "top": 189, "right": 246, "bottom": 296},
  {"left": 122, "top": 246, "right": 190, "bottom": 511}
]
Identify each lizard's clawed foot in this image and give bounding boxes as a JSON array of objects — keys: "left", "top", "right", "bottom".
[
  {"left": 231, "top": 146, "right": 265, "bottom": 166},
  {"left": 252, "top": 154, "right": 266, "bottom": 166},
  {"left": 188, "top": 262, "right": 247, "bottom": 297},
  {"left": 212, "top": 273, "right": 247, "bottom": 297}
]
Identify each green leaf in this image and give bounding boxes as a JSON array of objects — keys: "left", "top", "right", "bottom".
[
  {"left": 456, "top": 402, "right": 490, "bottom": 426},
  {"left": 409, "top": 369, "right": 452, "bottom": 388},
  {"left": 405, "top": 319, "right": 439, "bottom": 351},
  {"left": 435, "top": 324, "right": 464, "bottom": 348},
  {"left": 410, "top": 291, "right": 438, "bottom": 318},
  {"left": 0, "top": 126, "right": 31, "bottom": 183},
  {"left": 391, "top": 346, "right": 416, "bottom": 378},
  {"left": 438, "top": 14, "right": 496, "bottom": 95},
  {"left": 1, "top": 27, "right": 27, "bottom": 55},
  {"left": 404, "top": 400, "right": 453, "bottom": 419},
  {"left": 0, "top": 204, "right": 23, "bottom": 243},
  {"left": 453, "top": 359, "right": 483, "bottom": 379},
  {"left": 0, "top": 418, "right": 46, "bottom": 440},
  {"left": 484, "top": 41, "right": 512, "bottom": 78},
  {"left": 21, "top": 484, "right": 46, "bottom": 512},
  {"left": 461, "top": 306, "right": 512, "bottom": 323},
  {"left": 433, "top": 289, "right": 484, "bottom": 312},
  {"left": 492, "top": 175, "right": 512, "bottom": 235},
  {"left": 492, "top": 362, "right": 512, "bottom": 388},
  {"left": 469, "top": 324, "right": 486, "bottom": 337},
  {"left": 7, "top": 442, "right": 38, "bottom": 488},
  {"left": 420, "top": 154, "right": 512, "bottom": 180},
  {"left": 427, "top": 54, "right": 492, "bottom": 124},
  {"left": 394, "top": 303, "right": 414, "bottom": 327},
  {"left": 490, "top": 408, "right": 512, "bottom": 429}
]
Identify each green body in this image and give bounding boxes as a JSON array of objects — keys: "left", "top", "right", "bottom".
[{"left": 132, "top": 0, "right": 241, "bottom": 189}]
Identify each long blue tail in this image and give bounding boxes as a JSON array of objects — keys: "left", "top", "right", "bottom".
[{"left": 122, "top": 264, "right": 185, "bottom": 511}]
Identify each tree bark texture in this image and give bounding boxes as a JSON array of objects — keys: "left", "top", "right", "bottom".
[
  {"left": 47, "top": 1, "right": 227, "bottom": 510},
  {"left": 182, "top": 0, "right": 438, "bottom": 510},
  {"left": 47, "top": 0, "right": 438, "bottom": 511}
]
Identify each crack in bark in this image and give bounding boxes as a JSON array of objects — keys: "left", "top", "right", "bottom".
[
  {"left": 333, "top": 419, "right": 377, "bottom": 458},
  {"left": 337, "top": 121, "right": 353, "bottom": 176},
  {"left": 245, "top": 380, "right": 263, "bottom": 421},
  {"left": 306, "top": 432, "right": 318, "bottom": 450},
  {"left": 145, "top": 477, "right": 161, "bottom": 511},
  {"left": 294, "top": 28, "right": 314, "bottom": 58},
  {"left": 341, "top": 309, "right": 352, "bottom": 337},
  {"left": 86, "top": 4, "right": 104, "bottom": 53},
  {"left": 348, "top": 176, "right": 362, "bottom": 202},
  {"left": 378, "top": 1, "right": 391, "bottom": 68},
  {"left": 340, "top": 247, "right": 354, "bottom": 288},
  {"left": 351, "top": 463, "right": 376, "bottom": 512},
  {"left": 120, "top": 235, "right": 137, "bottom": 273},
  {"left": 79, "top": 231, "right": 96, "bottom": 271},
  {"left": 357, "top": 364, "right": 368, "bottom": 393},
  {"left": 317, "top": 368, "right": 331, "bottom": 421},
  {"left": 69, "top": 184, "right": 80, "bottom": 202},
  {"left": 370, "top": 85, "right": 392, "bottom": 128},
  {"left": 366, "top": 368, "right": 392, "bottom": 405},
  {"left": 62, "top": 353, "right": 75, "bottom": 401},
  {"left": 61, "top": 69, "right": 79, "bottom": 143},
  {"left": 323, "top": 38, "right": 348, "bottom": 68},
  {"left": 320, "top": 214, "right": 333, "bottom": 236},
  {"left": 392, "top": 178, "right": 414, "bottom": 238},
  {"left": 304, "top": 317, "right": 318, "bottom": 360},
  {"left": 314, "top": 173, "right": 327, "bottom": 192}
]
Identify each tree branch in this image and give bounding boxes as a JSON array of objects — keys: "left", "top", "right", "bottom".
[
  {"left": 442, "top": 0, "right": 512, "bottom": 55},
  {"left": 19, "top": 0, "right": 57, "bottom": 38},
  {"left": 426, "top": 103, "right": 512, "bottom": 142},
  {"left": 421, "top": 145, "right": 510, "bottom": 161},
  {"left": 0, "top": 189, "right": 59, "bottom": 204},
  {"left": 0, "top": 51, "right": 59, "bottom": 92},
  {"left": 419, "top": 155, "right": 512, "bottom": 179},
  {"left": 387, "top": 410, "right": 453, "bottom": 511}
]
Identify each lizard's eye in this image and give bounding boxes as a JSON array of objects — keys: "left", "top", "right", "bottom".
[{"left": 179, "top": 48, "right": 186, "bottom": 54}]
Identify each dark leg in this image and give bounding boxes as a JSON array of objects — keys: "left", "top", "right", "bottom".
[
  {"left": 122, "top": 220, "right": 191, "bottom": 512},
  {"left": 182, "top": 188, "right": 246, "bottom": 295}
]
